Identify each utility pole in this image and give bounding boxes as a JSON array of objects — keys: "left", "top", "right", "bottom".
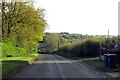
[
  {"left": 108, "top": 30, "right": 109, "bottom": 37},
  {"left": 107, "top": 29, "right": 110, "bottom": 49},
  {"left": 118, "top": 1, "right": 120, "bottom": 43}
]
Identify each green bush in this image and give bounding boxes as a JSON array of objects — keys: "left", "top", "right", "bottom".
[
  {"left": 57, "top": 38, "right": 101, "bottom": 57},
  {"left": 17, "top": 48, "right": 27, "bottom": 56},
  {"left": 82, "top": 39, "right": 100, "bottom": 57},
  {"left": 57, "top": 44, "right": 68, "bottom": 53},
  {"left": 2, "top": 41, "right": 29, "bottom": 57},
  {"left": 2, "top": 42, "right": 17, "bottom": 57}
]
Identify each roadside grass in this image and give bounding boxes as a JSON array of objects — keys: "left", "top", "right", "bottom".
[
  {"left": 2, "top": 60, "right": 28, "bottom": 77},
  {"left": 82, "top": 59, "right": 120, "bottom": 72},
  {"left": 1, "top": 54, "right": 40, "bottom": 77},
  {"left": 57, "top": 52, "right": 120, "bottom": 72}
]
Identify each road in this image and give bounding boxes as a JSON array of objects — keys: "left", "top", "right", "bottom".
[{"left": 13, "top": 54, "right": 108, "bottom": 78}]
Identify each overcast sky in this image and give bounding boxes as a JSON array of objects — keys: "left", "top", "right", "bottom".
[{"left": 34, "top": 0, "right": 119, "bottom": 35}]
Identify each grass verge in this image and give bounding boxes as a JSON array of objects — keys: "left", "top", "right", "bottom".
[
  {"left": 1, "top": 54, "right": 40, "bottom": 77},
  {"left": 82, "top": 59, "right": 120, "bottom": 72}
]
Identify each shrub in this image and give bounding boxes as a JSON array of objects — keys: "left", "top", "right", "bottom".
[
  {"left": 2, "top": 41, "right": 28, "bottom": 57},
  {"left": 82, "top": 39, "right": 100, "bottom": 57},
  {"left": 57, "top": 38, "right": 101, "bottom": 57},
  {"left": 2, "top": 42, "right": 17, "bottom": 57},
  {"left": 17, "top": 48, "right": 27, "bottom": 56},
  {"left": 57, "top": 44, "right": 70, "bottom": 53}
]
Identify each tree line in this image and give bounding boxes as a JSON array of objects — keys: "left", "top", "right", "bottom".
[
  {"left": 1, "top": 2, "right": 47, "bottom": 57},
  {"left": 43, "top": 32, "right": 120, "bottom": 57}
]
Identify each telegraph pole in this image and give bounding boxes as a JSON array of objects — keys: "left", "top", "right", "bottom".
[
  {"left": 118, "top": 1, "right": 120, "bottom": 43},
  {"left": 108, "top": 30, "right": 109, "bottom": 37}
]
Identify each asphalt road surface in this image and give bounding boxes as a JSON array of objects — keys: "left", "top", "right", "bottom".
[{"left": 13, "top": 54, "right": 108, "bottom": 78}]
